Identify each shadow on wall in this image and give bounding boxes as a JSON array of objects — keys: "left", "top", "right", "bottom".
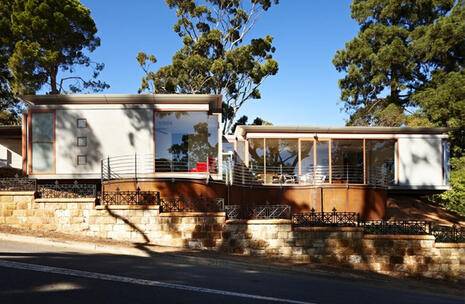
[
  {"left": 55, "top": 110, "right": 103, "bottom": 173},
  {"left": 104, "top": 205, "right": 150, "bottom": 243},
  {"left": 122, "top": 105, "right": 154, "bottom": 149},
  {"left": 399, "top": 136, "right": 443, "bottom": 187}
]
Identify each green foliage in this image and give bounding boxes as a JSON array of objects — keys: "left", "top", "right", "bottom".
[
  {"left": 333, "top": 0, "right": 464, "bottom": 126},
  {"left": 436, "top": 157, "right": 465, "bottom": 215},
  {"left": 230, "top": 114, "right": 272, "bottom": 133},
  {"left": 0, "top": 0, "right": 20, "bottom": 121},
  {"left": 336, "top": 0, "right": 465, "bottom": 215},
  {"left": 138, "top": 0, "right": 279, "bottom": 134},
  {"left": 2, "top": 0, "right": 108, "bottom": 96}
]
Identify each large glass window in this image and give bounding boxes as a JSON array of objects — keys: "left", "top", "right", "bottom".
[
  {"left": 315, "top": 141, "right": 329, "bottom": 183},
  {"left": 248, "top": 138, "right": 264, "bottom": 181},
  {"left": 31, "top": 112, "right": 54, "bottom": 173},
  {"left": 300, "top": 140, "right": 314, "bottom": 176},
  {"left": 366, "top": 139, "right": 395, "bottom": 185},
  {"left": 331, "top": 139, "right": 363, "bottom": 183},
  {"left": 265, "top": 139, "right": 298, "bottom": 184},
  {"left": 155, "top": 112, "right": 218, "bottom": 172}
]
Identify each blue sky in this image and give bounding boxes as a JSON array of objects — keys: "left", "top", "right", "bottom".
[{"left": 80, "top": 0, "right": 359, "bottom": 126}]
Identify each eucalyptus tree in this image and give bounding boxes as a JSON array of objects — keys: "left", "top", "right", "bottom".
[{"left": 138, "top": 0, "right": 279, "bottom": 134}]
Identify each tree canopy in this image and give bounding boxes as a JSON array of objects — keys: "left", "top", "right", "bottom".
[
  {"left": 333, "top": 0, "right": 465, "bottom": 129},
  {"left": 1, "top": 0, "right": 108, "bottom": 100},
  {"left": 138, "top": 0, "right": 279, "bottom": 134},
  {"left": 335, "top": 0, "right": 465, "bottom": 215}
]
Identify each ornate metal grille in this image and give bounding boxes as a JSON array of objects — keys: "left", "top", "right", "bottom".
[
  {"left": 101, "top": 188, "right": 159, "bottom": 205},
  {"left": 0, "top": 177, "right": 36, "bottom": 192},
  {"left": 38, "top": 181, "right": 97, "bottom": 199},
  {"left": 431, "top": 225, "right": 465, "bottom": 242},
  {"left": 224, "top": 205, "right": 241, "bottom": 219},
  {"left": 361, "top": 220, "right": 430, "bottom": 235},
  {"left": 159, "top": 196, "right": 225, "bottom": 212},
  {"left": 292, "top": 208, "right": 359, "bottom": 227},
  {"left": 251, "top": 205, "right": 291, "bottom": 219}
]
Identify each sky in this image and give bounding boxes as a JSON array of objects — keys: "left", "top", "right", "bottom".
[{"left": 79, "top": 0, "right": 359, "bottom": 126}]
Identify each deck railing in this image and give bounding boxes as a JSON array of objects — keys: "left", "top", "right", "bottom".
[
  {"left": 101, "top": 154, "right": 218, "bottom": 181},
  {"left": 101, "top": 154, "right": 392, "bottom": 187},
  {"left": 222, "top": 159, "right": 393, "bottom": 187}
]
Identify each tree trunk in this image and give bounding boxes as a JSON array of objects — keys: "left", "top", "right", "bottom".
[{"left": 49, "top": 66, "right": 59, "bottom": 94}]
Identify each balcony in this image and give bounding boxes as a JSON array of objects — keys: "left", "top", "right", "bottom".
[{"left": 101, "top": 154, "right": 219, "bottom": 181}]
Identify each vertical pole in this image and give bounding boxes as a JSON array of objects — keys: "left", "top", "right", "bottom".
[
  {"left": 107, "top": 156, "right": 111, "bottom": 180},
  {"left": 135, "top": 153, "right": 137, "bottom": 181},
  {"left": 100, "top": 159, "right": 103, "bottom": 182},
  {"left": 363, "top": 138, "right": 366, "bottom": 185}
]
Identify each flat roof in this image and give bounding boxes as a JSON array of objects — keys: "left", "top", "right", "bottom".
[
  {"left": 234, "top": 125, "right": 449, "bottom": 136},
  {"left": 0, "top": 125, "right": 21, "bottom": 138},
  {"left": 21, "top": 94, "right": 222, "bottom": 111}
]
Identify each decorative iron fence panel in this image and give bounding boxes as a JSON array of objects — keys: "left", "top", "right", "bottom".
[
  {"left": 251, "top": 205, "right": 291, "bottom": 219},
  {"left": 360, "top": 220, "right": 430, "bottom": 235},
  {"left": 431, "top": 225, "right": 465, "bottom": 242},
  {"left": 224, "top": 205, "right": 241, "bottom": 219},
  {"left": 159, "top": 197, "right": 224, "bottom": 212},
  {"left": 38, "top": 182, "right": 97, "bottom": 199},
  {"left": 0, "top": 177, "right": 36, "bottom": 192},
  {"left": 101, "top": 189, "right": 159, "bottom": 205},
  {"left": 292, "top": 208, "right": 359, "bottom": 227}
]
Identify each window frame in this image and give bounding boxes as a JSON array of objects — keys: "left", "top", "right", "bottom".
[
  {"left": 77, "top": 118, "right": 87, "bottom": 128},
  {"left": 28, "top": 110, "right": 56, "bottom": 174},
  {"left": 77, "top": 155, "right": 87, "bottom": 166},
  {"left": 77, "top": 136, "right": 87, "bottom": 147},
  {"left": 153, "top": 110, "right": 220, "bottom": 173}
]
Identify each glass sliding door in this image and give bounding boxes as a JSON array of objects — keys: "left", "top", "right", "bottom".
[
  {"left": 331, "top": 139, "right": 363, "bottom": 184},
  {"left": 265, "top": 139, "right": 299, "bottom": 184},
  {"left": 300, "top": 140, "right": 315, "bottom": 184},
  {"left": 154, "top": 111, "right": 218, "bottom": 173},
  {"left": 248, "top": 138, "right": 265, "bottom": 182},
  {"left": 31, "top": 112, "right": 55, "bottom": 173},
  {"left": 366, "top": 139, "right": 395, "bottom": 185},
  {"left": 315, "top": 140, "right": 329, "bottom": 183}
]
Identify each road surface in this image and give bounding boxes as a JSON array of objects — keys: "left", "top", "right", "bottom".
[{"left": 0, "top": 239, "right": 462, "bottom": 304}]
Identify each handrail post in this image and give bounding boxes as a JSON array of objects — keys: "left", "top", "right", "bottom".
[
  {"left": 107, "top": 156, "right": 111, "bottom": 180},
  {"left": 135, "top": 153, "right": 137, "bottom": 181}
]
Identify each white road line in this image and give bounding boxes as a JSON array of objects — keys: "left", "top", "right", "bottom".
[{"left": 0, "top": 259, "right": 316, "bottom": 304}]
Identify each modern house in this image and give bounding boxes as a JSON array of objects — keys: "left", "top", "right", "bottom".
[{"left": 10, "top": 94, "right": 451, "bottom": 219}]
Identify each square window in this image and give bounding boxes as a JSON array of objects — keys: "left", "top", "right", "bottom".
[
  {"left": 77, "top": 155, "right": 87, "bottom": 165},
  {"left": 77, "top": 118, "right": 87, "bottom": 128},
  {"left": 77, "top": 137, "right": 87, "bottom": 147}
]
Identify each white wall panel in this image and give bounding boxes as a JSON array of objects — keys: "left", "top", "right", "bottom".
[
  {"left": 398, "top": 137, "right": 444, "bottom": 187},
  {"left": 55, "top": 108, "right": 154, "bottom": 176}
]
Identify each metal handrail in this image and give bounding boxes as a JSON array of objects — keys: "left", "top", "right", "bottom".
[
  {"left": 101, "top": 154, "right": 218, "bottom": 181},
  {"left": 222, "top": 159, "right": 393, "bottom": 187}
]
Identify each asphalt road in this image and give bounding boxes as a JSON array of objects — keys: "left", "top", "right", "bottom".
[{"left": 0, "top": 239, "right": 463, "bottom": 304}]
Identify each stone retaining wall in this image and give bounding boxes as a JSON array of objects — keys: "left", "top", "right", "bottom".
[
  {"left": 0, "top": 192, "right": 223, "bottom": 249},
  {"left": 0, "top": 192, "right": 463, "bottom": 281},
  {"left": 223, "top": 220, "right": 465, "bottom": 280}
]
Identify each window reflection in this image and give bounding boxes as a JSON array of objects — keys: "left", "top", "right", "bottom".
[
  {"left": 248, "top": 138, "right": 264, "bottom": 181},
  {"left": 315, "top": 141, "right": 329, "bottom": 183},
  {"left": 265, "top": 139, "right": 298, "bottom": 184},
  {"left": 32, "top": 112, "right": 54, "bottom": 173},
  {"left": 331, "top": 139, "right": 363, "bottom": 183},
  {"left": 366, "top": 139, "right": 395, "bottom": 184},
  {"left": 155, "top": 112, "right": 218, "bottom": 172}
]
